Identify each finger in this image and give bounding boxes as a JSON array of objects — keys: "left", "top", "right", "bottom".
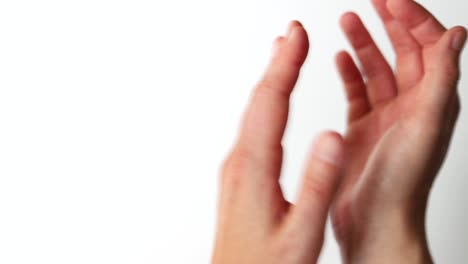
[
  {"left": 271, "top": 36, "right": 286, "bottom": 59},
  {"left": 236, "top": 21, "right": 309, "bottom": 164},
  {"left": 421, "top": 27, "right": 466, "bottom": 117},
  {"left": 340, "top": 12, "right": 397, "bottom": 105},
  {"left": 387, "top": 0, "right": 446, "bottom": 47},
  {"left": 335, "top": 51, "right": 370, "bottom": 122},
  {"left": 283, "top": 132, "right": 345, "bottom": 257},
  {"left": 371, "top": 0, "right": 424, "bottom": 90}
]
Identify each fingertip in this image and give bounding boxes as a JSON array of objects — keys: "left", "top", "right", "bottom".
[
  {"left": 335, "top": 51, "right": 350, "bottom": 72},
  {"left": 289, "top": 22, "right": 308, "bottom": 42},
  {"left": 286, "top": 25, "right": 310, "bottom": 66},
  {"left": 310, "top": 131, "right": 346, "bottom": 168},
  {"left": 340, "top": 12, "right": 360, "bottom": 30},
  {"left": 287, "top": 20, "right": 304, "bottom": 37},
  {"left": 337, "top": 49, "right": 350, "bottom": 57},
  {"left": 336, "top": 50, "right": 351, "bottom": 65},
  {"left": 290, "top": 20, "right": 303, "bottom": 28},
  {"left": 454, "top": 25, "right": 468, "bottom": 34},
  {"left": 450, "top": 26, "right": 467, "bottom": 51},
  {"left": 435, "top": 26, "right": 467, "bottom": 52},
  {"left": 421, "top": 26, "right": 464, "bottom": 109},
  {"left": 335, "top": 51, "right": 361, "bottom": 82},
  {"left": 289, "top": 24, "right": 306, "bottom": 41}
]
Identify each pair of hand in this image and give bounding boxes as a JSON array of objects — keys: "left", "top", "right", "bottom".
[{"left": 212, "top": 0, "right": 467, "bottom": 263}]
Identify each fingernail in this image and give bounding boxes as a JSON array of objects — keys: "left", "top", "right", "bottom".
[
  {"left": 452, "top": 29, "right": 467, "bottom": 51},
  {"left": 310, "top": 132, "right": 345, "bottom": 168}
]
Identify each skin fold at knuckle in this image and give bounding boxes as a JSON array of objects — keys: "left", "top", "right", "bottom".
[
  {"left": 255, "top": 77, "right": 292, "bottom": 102},
  {"left": 302, "top": 161, "right": 338, "bottom": 205},
  {"left": 220, "top": 146, "right": 252, "bottom": 190},
  {"left": 439, "top": 63, "right": 461, "bottom": 86}
]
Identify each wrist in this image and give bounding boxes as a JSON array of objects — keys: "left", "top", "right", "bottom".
[{"left": 339, "top": 207, "right": 433, "bottom": 264}]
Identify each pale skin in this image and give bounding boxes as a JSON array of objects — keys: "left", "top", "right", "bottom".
[{"left": 212, "top": 0, "right": 467, "bottom": 263}]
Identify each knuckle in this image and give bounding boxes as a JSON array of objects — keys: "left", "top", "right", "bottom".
[
  {"left": 220, "top": 146, "right": 252, "bottom": 188},
  {"left": 271, "top": 234, "right": 301, "bottom": 261},
  {"left": 441, "top": 64, "right": 460, "bottom": 82},
  {"left": 255, "top": 79, "right": 290, "bottom": 101},
  {"left": 255, "top": 81, "right": 274, "bottom": 98}
]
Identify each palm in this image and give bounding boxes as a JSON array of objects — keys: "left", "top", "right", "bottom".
[
  {"left": 343, "top": 86, "right": 417, "bottom": 193},
  {"left": 330, "top": 0, "right": 464, "bottom": 244},
  {"left": 333, "top": 74, "right": 423, "bottom": 240},
  {"left": 343, "top": 43, "right": 440, "bottom": 180}
]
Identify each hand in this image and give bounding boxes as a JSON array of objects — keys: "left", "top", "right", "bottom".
[
  {"left": 212, "top": 22, "right": 345, "bottom": 264},
  {"left": 331, "top": 0, "right": 467, "bottom": 263}
]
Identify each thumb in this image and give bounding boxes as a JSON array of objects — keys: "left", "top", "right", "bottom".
[
  {"left": 422, "top": 26, "right": 467, "bottom": 111},
  {"left": 282, "top": 131, "right": 345, "bottom": 258}
]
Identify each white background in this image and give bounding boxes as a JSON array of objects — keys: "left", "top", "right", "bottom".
[{"left": 0, "top": 0, "right": 467, "bottom": 263}]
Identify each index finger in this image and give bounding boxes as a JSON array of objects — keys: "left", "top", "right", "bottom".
[{"left": 236, "top": 21, "right": 309, "bottom": 164}]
